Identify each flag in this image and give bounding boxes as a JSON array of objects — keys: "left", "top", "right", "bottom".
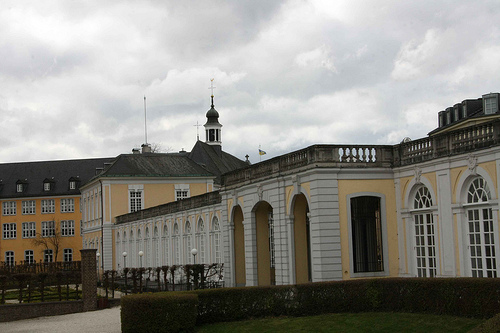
[{"left": 259, "top": 149, "right": 266, "bottom": 156}]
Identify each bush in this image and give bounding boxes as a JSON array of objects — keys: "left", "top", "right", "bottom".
[
  {"left": 121, "top": 292, "right": 198, "bottom": 333},
  {"left": 121, "top": 278, "right": 500, "bottom": 331}
]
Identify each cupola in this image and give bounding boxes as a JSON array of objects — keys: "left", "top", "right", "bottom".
[{"left": 204, "top": 79, "right": 222, "bottom": 147}]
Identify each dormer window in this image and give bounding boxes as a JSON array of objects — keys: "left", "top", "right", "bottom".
[
  {"left": 483, "top": 93, "right": 499, "bottom": 115},
  {"left": 17, "top": 184, "right": 23, "bottom": 193},
  {"left": 44, "top": 182, "right": 51, "bottom": 191},
  {"left": 69, "top": 181, "right": 76, "bottom": 190}
]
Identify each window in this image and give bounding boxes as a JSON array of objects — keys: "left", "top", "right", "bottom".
[
  {"left": 412, "top": 186, "right": 437, "bottom": 277},
  {"left": 350, "top": 196, "right": 384, "bottom": 274},
  {"left": 184, "top": 221, "right": 193, "bottom": 264},
  {"left": 173, "top": 223, "right": 180, "bottom": 264},
  {"left": 24, "top": 250, "right": 34, "bottom": 264},
  {"left": 44, "top": 182, "right": 51, "bottom": 191},
  {"left": 5, "top": 251, "right": 14, "bottom": 266},
  {"left": 69, "top": 181, "right": 76, "bottom": 190},
  {"left": 61, "top": 220, "right": 75, "bottom": 236},
  {"left": 61, "top": 198, "right": 75, "bottom": 213},
  {"left": 163, "top": 225, "right": 169, "bottom": 265},
  {"left": 17, "top": 184, "right": 23, "bottom": 193},
  {"left": 268, "top": 212, "right": 275, "bottom": 269},
  {"left": 196, "top": 218, "right": 206, "bottom": 264},
  {"left": 176, "top": 190, "right": 189, "bottom": 201},
  {"left": 44, "top": 249, "right": 53, "bottom": 263},
  {"left": 175, "top": 184, "right": 190, "bottom": 201},
  {"left": 41, "top": 199, "right": 55, "bottom": 213},
  {"left": 3, "top": 223, "right": 17, "bottom": 239},
  {"left": 63, "top": 249, "right": 73, "bottom": 262},
  {"left": 466, "top": 177, "right": 497, "bottom": 277},
  {"left": 22, "top": 222, "right": 36, "bottom": 238},
  {"left": 42, "top": 221, "right": 55, "bottom": 237},
  {"left": 484, "top": 95, "right": 498, "bottom": 115},
  {"left": 211, "top": 217, "right": 221, "bottom": 263},
  {"left": 129, "top": 190, "right": 142, "bottom": 213},
  {"left": 2, "top": 201, "right": 16, "bottom": 215},
  {"left": 22, "top": 200, "right": 36, "bottom": 215}
]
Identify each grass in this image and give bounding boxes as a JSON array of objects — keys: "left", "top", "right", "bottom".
[{"left": 196, "top": 312, "right": 484, "bottom": 333}]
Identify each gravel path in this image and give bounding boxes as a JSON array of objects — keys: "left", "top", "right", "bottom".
[{"left": 0, "top": 307, "right": 121, "bottom": 333}]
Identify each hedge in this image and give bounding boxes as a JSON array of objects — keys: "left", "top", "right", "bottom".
[
  {"left": 121, "top": 278, "right": 500, "bottom": 331},
  {"left": 121, "top": 292, "right": 197, "bottom": 333}
]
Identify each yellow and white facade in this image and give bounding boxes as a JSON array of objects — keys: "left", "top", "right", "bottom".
[{"left": 113, "top": 93, "right": 500, "bottom": 287}]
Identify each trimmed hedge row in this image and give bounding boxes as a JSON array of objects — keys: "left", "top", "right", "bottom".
[
  {"left": 121, "top": 293, "right": 197, "bottom": 333},
  {"left": 121, "top": 278, "right": 500, "bottom": 332}
]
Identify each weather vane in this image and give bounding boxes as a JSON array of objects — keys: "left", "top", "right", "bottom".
[{"left": 209, "top": 78, "right": 216, "bottom": 97}]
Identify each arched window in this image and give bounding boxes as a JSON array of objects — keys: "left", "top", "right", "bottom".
[
  {"left": 412, "top": 186, "right": 436, "bottom": 277},
  {"left": 130, "top": 230, "right": 135, "bottom": 267},
  {"left": 211, "top": 217, "right": 221, "bottom": 263},
  {"left": 163, "top": 224, "right": 169, "bottom": 265},
  {"left": 145, "top": 226, "right": 151, "bottom": 267},
  {"left": 173, "top": 223, "right": 180, "bottom": 265},
  {"left": 196, "top": 218, "right": 206, "bottom": 264},
  {"left": 466, "top": 177, "right": 497, "bottom": 277},
  {"left": 153, "top": 226, "right": 159, "bottom": 267},
  {"left": 116, "top": 231, "right": 121, "bottom": 269},
  {"left": 184, "top": 220, "right": 193, "bottom": 264}
]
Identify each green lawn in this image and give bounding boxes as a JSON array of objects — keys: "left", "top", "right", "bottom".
[{"left": 196, "top": 312, "right": 484, "bottom": 333}]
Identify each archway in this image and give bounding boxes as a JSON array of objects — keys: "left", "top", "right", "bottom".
[
  {"left": 254, "top": 201, "right": 275, "bottom": 286},
  {"left": 293, "top": 193, "right": 311, "bottom": 283},
  {"left": 233, "top": 205, "right": 246, "bottom": 286}
]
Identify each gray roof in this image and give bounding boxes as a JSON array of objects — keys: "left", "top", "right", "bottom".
[
  {"left": 0, "top": 157, "right": 115, "bottom": 198},
  {"left": 90, "top": 153, "right": 215, "bottom": 180},
  {"left": 188, "top": 141, "right": 248, "bottom": 184}
]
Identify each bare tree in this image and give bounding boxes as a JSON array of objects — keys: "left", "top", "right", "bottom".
[
  {"left": 31, "top": 220, "right": 64, "bottom": 262},
  {"left": 151, "top": 142, "right": 174, "bottom": 153}
]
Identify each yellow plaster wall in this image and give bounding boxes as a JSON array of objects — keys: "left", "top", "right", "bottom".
[
  {"left": 190, "top": 183, "right": 209, "bottom": 197},
  {"left": 110, "top": 184, "right": 129, "bottom": 222},
  {"left": 338, "top": 179, "right": 398, "bottom": 279},
  {"left": 144, "top": 184, "right": 175, "bottom": 208}
]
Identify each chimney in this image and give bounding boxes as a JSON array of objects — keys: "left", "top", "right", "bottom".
[
  {"left": 132, "top": 148, "right": 140, "bottom": 154},
  {"left": 141, "top": 143, "right": 152, "bottom": 154}
]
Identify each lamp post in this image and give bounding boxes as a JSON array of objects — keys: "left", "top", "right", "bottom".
[
  {"left": 190, "top": 248, "right": 198, "bottom": 264},
  {"left": 122, "top": 252, "right": 127, "bottom": 269},
  {"left": 138, "top": 250, "right": 144, "bottom": 268},
  {"left": 96, "top": 252, "right": 101, "bottom": 283}
]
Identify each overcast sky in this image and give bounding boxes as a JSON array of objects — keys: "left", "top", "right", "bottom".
[{"left": 1, "top": 0, "right": 500, "bottom": 163}]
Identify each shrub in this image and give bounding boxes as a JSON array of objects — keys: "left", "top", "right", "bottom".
[{"left": 121, "top": 292, "right": 198, "bottom": 333}]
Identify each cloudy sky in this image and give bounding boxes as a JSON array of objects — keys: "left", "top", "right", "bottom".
[{"left": 1, "top": 0, "right": 500, "bottom": 163}]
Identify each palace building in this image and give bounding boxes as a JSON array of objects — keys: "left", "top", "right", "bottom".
[{"left": 111, "top": 92, "right": 500, "bottom": 287}]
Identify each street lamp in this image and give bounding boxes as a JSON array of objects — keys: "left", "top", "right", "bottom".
[
  {"left": 191, "top": 248, "right": 198, "bottom": 264},
  {"left": 122, "top": 252, "right": 127, "bottom": 268},
  {"left": 96, "top": 252, "right": 101, "bottom": 283},
  {"left": 138, "top": 250, "right": 144, "bottom": 268}
]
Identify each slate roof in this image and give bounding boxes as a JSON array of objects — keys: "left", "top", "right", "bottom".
[
  {"left": 89, "top": 153, "right": 215, "bottom": 181},
  {"left": 0, "top": 157, "right": 115, "bottom": 199},
  {"left": 188, "top": 141, "right": 248, "bottom": 184}
]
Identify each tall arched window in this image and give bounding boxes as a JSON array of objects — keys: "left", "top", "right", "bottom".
[
  {"left": 130, "top": 230, "right": 135, "bottom": 267},
  {"left": 173, "top": 223, "right": 180, "bottom": 265},
  {"left": 184, "top": 220, "right": 193, "bottom": 264},
  {"left": 145, "top": 226, "right": 151, "bottom": 267},
  {"left": 211, "top": 217, "right": 221, "bottom": 263},
  {"left": 163, "top": 224, "right": 169, "bottom": 265},
  {"left": 153, "top": 226, "right": 159, "bottom": 267},
  {"left": 196, "top": 218, "right": 206, "bottom": 264},
  {"left": 122, "top": 231, "right": 128, "bottom": 268},
  {"left": 137, "top": 228, "right": 142, "bottom": 268},
  {"left": 466, "top": 177, "right": 497, "bottom": 277},
  {"left": 412, "top": 186, "right": 436, "bottom": 277},
  {"left": 116, "top": 231, "right": 121, "bottom": 269}
]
